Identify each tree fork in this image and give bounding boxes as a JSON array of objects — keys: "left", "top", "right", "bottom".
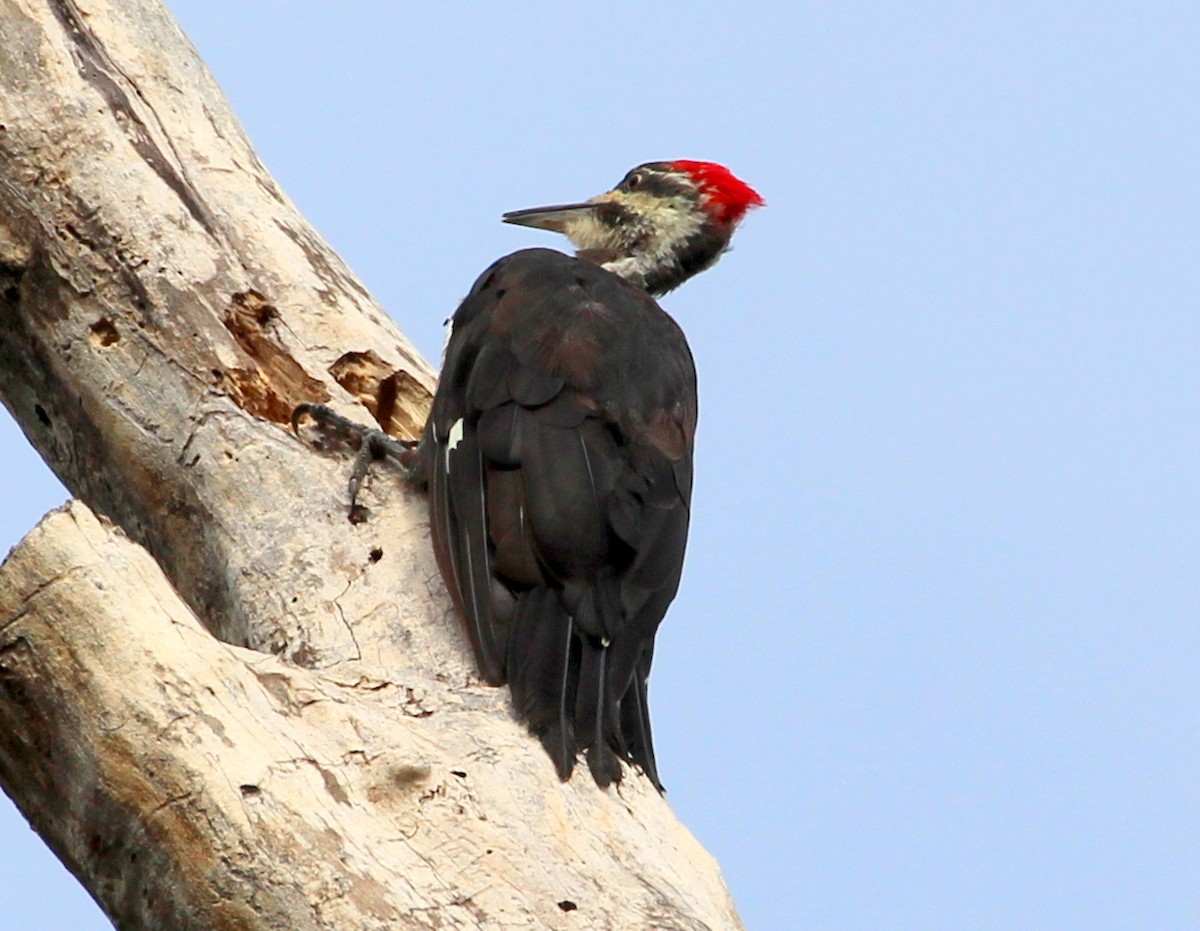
[{"left": 0, "top": 0, "right": 743, "bottom": 927}]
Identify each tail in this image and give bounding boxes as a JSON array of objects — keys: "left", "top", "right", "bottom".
[
  {"left": 505, "top": 587, "right": 661, "bottom": 789},
  {"left": 506, "top": 587, "right": 577, "bottom": 780}
]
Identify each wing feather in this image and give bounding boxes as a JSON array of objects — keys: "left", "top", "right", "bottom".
[{"left": 426, "top": 248, "right": 697, "bottom": 786}]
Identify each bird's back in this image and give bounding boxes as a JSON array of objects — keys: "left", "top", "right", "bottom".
[{"left": 421, "top": 247, "right": 696, "bottom": 787}]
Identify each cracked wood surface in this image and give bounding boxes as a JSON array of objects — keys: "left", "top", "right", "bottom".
[
  {"left": 1, "top": 504, "right": 737, "bottom": 929},
  {"left": 0, "top": 0, "right": 433, "bottom": 662},
  {"left": 0, "top": 0, "right": 744, "bottom": 928}
]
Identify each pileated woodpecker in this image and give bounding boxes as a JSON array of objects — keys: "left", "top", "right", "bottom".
[{"left": 298, "top": 160, "right": 762, "bottom": 789}]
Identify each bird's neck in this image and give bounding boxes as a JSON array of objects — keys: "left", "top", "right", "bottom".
[
  {"left": 575, "top": 222, "right": 731, "bottom": 297},
  {"left": 585, "top": 250, "right": 678, "bottom": 296}
]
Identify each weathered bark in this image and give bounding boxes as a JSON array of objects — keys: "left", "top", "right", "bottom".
[{"left": 0, "top": 0, "right": 743, "bottom": 929}]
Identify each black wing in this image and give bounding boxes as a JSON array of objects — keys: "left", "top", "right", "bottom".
[{"left": 419, "top": 248, "right": 696, "bottom": 789}]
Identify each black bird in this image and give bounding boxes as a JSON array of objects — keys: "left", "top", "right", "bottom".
[
  {"left": 427, "top": 160, "right": 762, "bottom": 789},
  {"left": 300, "top": 161, "right": 762, "bottom": 789}
]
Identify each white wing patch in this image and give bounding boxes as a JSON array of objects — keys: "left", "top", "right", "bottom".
[
  {"left": 444, "top": 418, "right": 466, "bottom": 475},
  {"left": 440, "top": 317, "right": 454, "bottom": 366},
  {"left": 447, "top": 418, "right": 465, "bottom": 452}
]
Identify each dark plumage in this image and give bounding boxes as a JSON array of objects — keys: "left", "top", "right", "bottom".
[
  {"left": 297, "top": 161, "right": 762, "bottom": 789},
  {"left": 418, "top": 161, "right": 762, "bottom": 788},
  {"left": 420, "top": 247, "right": 697, "bottom": 787}
]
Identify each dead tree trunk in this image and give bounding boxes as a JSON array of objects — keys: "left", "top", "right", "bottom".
[{"left": 0, "top": 1, "right": 744, "bottom": 928}]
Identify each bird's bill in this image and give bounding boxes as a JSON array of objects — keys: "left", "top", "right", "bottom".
[{"left": 501, "top": 202, "right": 599, "bottom": 233}]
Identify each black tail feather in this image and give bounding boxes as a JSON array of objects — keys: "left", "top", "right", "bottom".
[
  {"left": 503, "top": 582, "right": 665, "bottom": 790},
  {"left": 507, "top": 588, "right": 579, "bottom": 781},
  {"left": 576, "top": 643, "right": 623, "bottom": 787},
  {"left": 618, "top": 657, "right": 661, "bottom": 790}
]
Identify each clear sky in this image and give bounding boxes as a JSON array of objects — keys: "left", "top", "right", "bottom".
[{"left": 2, "top": 2, "right": 1199, "bottom": 928}]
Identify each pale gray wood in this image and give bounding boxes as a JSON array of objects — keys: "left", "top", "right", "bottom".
[{"left": 0, "top": 1, "right": 744, "bottom": 928}]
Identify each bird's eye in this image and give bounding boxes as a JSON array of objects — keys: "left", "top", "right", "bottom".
[{"left": 625, "top": 172, "right": 643, "bottom": 190}]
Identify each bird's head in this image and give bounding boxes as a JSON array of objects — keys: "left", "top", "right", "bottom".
[{"left": 503, "top": 160, "right": 764, "bottom": 296}]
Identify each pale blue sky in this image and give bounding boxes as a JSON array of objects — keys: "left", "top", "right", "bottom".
[{"left": 3, "top": 3, "right": 1199, "bottom": 928}]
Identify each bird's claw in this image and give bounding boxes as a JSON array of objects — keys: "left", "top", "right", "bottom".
[{"left": 291, "top": 402, "right": 420, "bottom": 517}]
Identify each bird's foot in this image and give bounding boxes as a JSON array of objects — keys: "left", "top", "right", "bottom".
[{"left": 291, "top": 403, "right": 420, "bottom": 520}]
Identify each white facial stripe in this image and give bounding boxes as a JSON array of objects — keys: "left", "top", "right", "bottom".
[
  {"left": 620, "top": 191, "right": 705, "bottom": 250},
  {"left": 563, "top": 189, "right": 704, "bottom": 255},
  {"left": 562, "top": 211, "right": 618, "bottom": 251},
  {"left": 562, "top": 187, "right": 706, "bottom": 292}
]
